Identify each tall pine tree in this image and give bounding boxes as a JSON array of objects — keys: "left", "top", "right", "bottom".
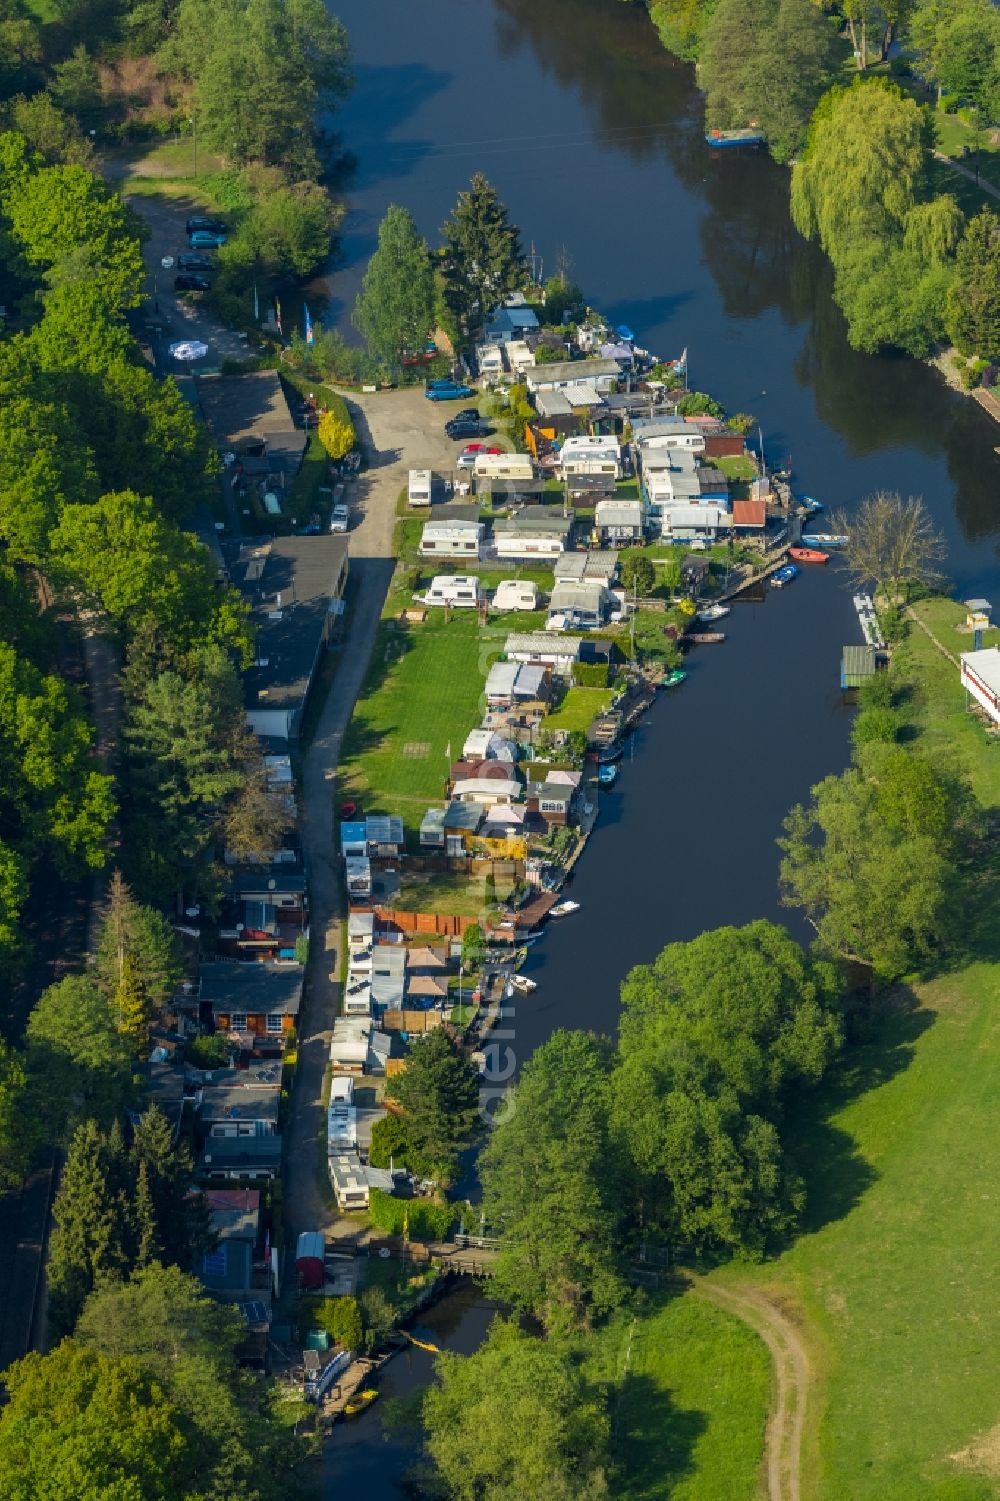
[
  {"left": 440, "top": 174, "right": 525, "bottom": 341},
  {"left": 47, "top": 1119, "right": 130, "bottom": 1336},
  {"left": 353, "top": 204, "right": 435, "bottom": 366}
]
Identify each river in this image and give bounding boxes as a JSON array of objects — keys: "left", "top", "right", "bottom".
[{"left": 321, "top": 0, "right": 1000, "bottom": 1488}]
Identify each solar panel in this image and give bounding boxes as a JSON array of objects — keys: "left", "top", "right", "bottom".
[
  {"left": 202, "top": 1245, "right": 228, "bottom": 1278},
  {"left": 241, "top": 1300, "right": 268, "bottom": 1326}
]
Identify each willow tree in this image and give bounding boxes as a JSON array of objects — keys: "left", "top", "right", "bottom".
[{"left": 832, "top": 491, "right": 945, "bottom": 606}]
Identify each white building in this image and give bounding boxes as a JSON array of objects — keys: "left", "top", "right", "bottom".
[
  {"left": 960, "top": 648, "right": 1000, "bottom": 724},
  {"left": 419, "top": 520, "right": 483, "bottom": 559}
]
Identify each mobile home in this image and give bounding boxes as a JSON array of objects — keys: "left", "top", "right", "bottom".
[
  {"left": 474, "top": 453, "right": 535, "bottom": 482},
  {"left": 421, "top": 575, "right": 482, "bottom": 608},
  {"left": 408, "top": 469, "right": 432, "bottom": 507},
  {"left": 492, "top": 579, "right": 539, "bottom": 611},
  {"left": 419, "top": 519, "right": 483, "bottom": 559}
]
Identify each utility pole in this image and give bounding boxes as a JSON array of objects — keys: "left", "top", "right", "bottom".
[{"left": 190, "top": 115, "right": 197, "bottom": 178}]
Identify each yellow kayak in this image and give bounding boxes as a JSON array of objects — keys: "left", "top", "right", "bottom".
[{"left": 343, "top": 1388, "right": 379, "bottom": 1418}]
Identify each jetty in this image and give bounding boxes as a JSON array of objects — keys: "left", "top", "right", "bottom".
[{"left": 853, "top": 593, "right": 885, "bottom": 649}]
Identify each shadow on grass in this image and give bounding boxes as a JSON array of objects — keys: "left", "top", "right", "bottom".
[
  {"left": 787, "top": 985, "right": 934, "bottom": 1238},
  {"left": 616, "top": 1369, "right": 707, "bottom": 1500}
]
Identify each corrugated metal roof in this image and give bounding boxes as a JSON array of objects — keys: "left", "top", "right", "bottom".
[{"left": 841, "top": 645, "right": 876, "bottom": 685}]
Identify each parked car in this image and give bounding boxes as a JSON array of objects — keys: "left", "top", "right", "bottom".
[
  {"left": 185, "top": 216, "right": 226, "bottom": 235},
  {"left": 453, "top": 407, "right": 480, "bottom": 421},
  {"left": 174, "top": 274, "right": 210, "bottom": 292},
  {"left": 445, "top": 419, "right": 490, "bottom": 439},
  {"left": 177, "top": 253, "right": 214, "bottom": 272},
  {"left": 425, "top": 380, "right": 474, "bottom": 402},
  {"left": 457, "top": 444, "right": 502, "bottom": 469},
  {"left": 329, "top": 504, "right": 350, "bottom": 533},
  {"left": 189, "top": 230, "right": 226, "bottom": 249}
]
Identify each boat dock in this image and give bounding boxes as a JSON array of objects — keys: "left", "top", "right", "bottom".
[{"left": 853, "top": 594, "right": 885, "bottom": 648}]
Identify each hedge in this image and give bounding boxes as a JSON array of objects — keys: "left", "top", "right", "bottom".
[
  {"left": 368, "top": 1188, "right": 455, "bottom": 1241},
  {"left": 572, "top": 662, "right": 610, "bottom": 688}
]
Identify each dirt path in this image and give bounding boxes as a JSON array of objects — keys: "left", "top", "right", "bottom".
[
  {"left": 689, "top": 1276, "right": 810, "bottom": 1501},
  {"left": 932, "top": 150, "right": 1000, "bottom": 203}
]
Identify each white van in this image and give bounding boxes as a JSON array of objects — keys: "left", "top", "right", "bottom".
[
  {"left": 422, "top": 575, "right": 481, "bottom": 608},
  {"left": 474, "top": 453, "right": 534, "bottom": 481},
  {"left": 408, "top": 468, "right": 432, "bottom": 507},
  {"left": 492, "top": 580, "right": 539, "bottom": 611}
]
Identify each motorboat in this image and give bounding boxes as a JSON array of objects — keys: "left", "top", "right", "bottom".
[
  {"left": 800, "top": 495, "right": 823, "bottom": 512},
  {"left": 663, "top": 669, "right": 688, "bottom": 688},
  {"left": 598, "top": 763, "right": 618, "bottom": 786},
  {"left": 510, "top": 974, "right": 537, "bottom": 993},
  {"left": 596, "top": 744, "right": 623, "bottom": 764},
  {"left": 771, "top": 564, "right": 799, "bottom": 588},
  {"left": 688, "top": 631, "right": 725, "bottom": 643},
  {"left": 549, "top": 900, "right": 581, "bottom": 918},
  {"left": 696, "top": 604, "right": 730, "bottom": 622},
  {"left": 802, "top": 533, "right": 848, "bottom": 548},
  {"left": 788, "top": 546, "right": 829, "bottom": 564}
]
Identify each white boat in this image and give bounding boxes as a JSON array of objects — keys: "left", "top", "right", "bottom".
[
  {"left": 549, "top": 900, "right": 580, "bottom": 918},
  {"left": 510, "top": 974, "right": 537, "bottom": 993},
  {"left": 801, "top": 532, "right": 848, "bottom": 548},
  {"left": 696, "top": 604, "right": 730, "bottom": 623}
]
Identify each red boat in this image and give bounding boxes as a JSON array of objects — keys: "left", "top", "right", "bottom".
[{"left": 788, "top": 545, "right": 829, "bottom": 565}]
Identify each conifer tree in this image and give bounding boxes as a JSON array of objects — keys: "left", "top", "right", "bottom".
[
  {"left": 47, "top": 1119, "right": 128, "bottom": 1335},
  {"left": 353, "top": 204, "right": 435, "bottom": 366},
  {"left": 440, "top": 174, "right": 526, "bottom": 340}
]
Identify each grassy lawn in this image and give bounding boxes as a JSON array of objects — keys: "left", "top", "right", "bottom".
[
  {"left": 713, "top": 962, "right": 1000, "bottom": 1500},
  {"left": 338, "top": 614, "right": 490, "bottom": 817},
  {"left": 398, "top": 869, "right": 489, "bottom": 919},
  {"left": 544, "top": 685, "right": 616, "bottom": 733},
  {"left": 585, "top": 1293, "right": 770, "bottom": 1501},
  {"left": 715, "top": 454, "right": 757, "bottom": 482},
  {"left": 895, "top": 598, "right": 1000, "bottom": 809}
]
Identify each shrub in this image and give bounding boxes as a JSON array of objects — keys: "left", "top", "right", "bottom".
[
  {"left": 852, "top": 707, "right": 900, "bottom": 749},
  {"left": 318, "top": 401, "right": 355, "bottom": 460},
  {"left": 186, "top": 1033, "right": 233, "bottom": 1069},
  {"left": 293, "top": 934, "right": 309, "bottom": 965},
  {"left": 318, "top": 1295, "right": 363, "bottom": 1350},
  {"left": 368, "top": 1188, "right": 455, "bottom": 1241},
  {"left": 369, "top": 1113, "right": 413, "bottom": 1169},
  {"left": 858, "top": 669, "right": 897, "bottom": 711},
  {"left": 358, "top": 1286, "right": 395, "bottom": 1350},
  {"left": 677, "top": 391, "right": 724, "bottom": 418}
]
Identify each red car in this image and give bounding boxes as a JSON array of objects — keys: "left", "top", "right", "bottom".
[{"left": 457, "top": 443, "right": 503, "bottom": 469}]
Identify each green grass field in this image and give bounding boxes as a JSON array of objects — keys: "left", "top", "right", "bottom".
[
  {"left": 585, "top": 1294, "right": 770, "bottom": 1501},
  {"left": 544, "top": 685, "right": 616, "bottom": 733},
  {"left": 338, "top": 614, "right": 491, "bottom": 816},
  {"left": 718, "top": 963, "right": 1000, "bottom": 1500},
  {"left": 895, "top": 598, "right": 1000, "bottom": 809}
]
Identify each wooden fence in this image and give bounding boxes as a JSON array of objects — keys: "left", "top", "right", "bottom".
[
  {"left": 374, "top": 906, "right": 476, "bottom": 937},
  {"left": 382, "top": 1009, "right": 446, "bottom": 1035}
]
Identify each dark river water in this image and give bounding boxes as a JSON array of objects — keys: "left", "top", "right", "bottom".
[{"left": 321, "top": 0, "right": 1000, "bottom": 1488}]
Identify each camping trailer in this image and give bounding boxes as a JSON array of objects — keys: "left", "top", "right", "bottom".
[
  {"left": 492, "top": 579, "right": 539, "bottom": 611},
  {"left": 408, "top": 469, "right": 432, "bottom": 507},
  {"left": 422, "top": 575, "right": 482, "bottom": 608}
]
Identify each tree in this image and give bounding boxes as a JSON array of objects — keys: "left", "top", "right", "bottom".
[
  {"left": 131, "top": 1107, "right": 212, "bottom": 1270},
  {"left": 833, "top": 490, "right": 945, "bottom": 604},
  {"left": 440, "top": 174, "right": 526, "bottom": 340},
  {"left": 0, "top": 1039, "right": 34, "bottom": 1191},
  {"left": 388, "top": 1028, "right": 479, "bottom": 1182},
  {"left": 779, "top": 749, "right": 973, "bottom": 981},
  {"left": 25, "top": 973, "right": 132, "bottom": 1140},
  {"left": 310, "top": 1295, "right": 363, "bottom": 1350},
  {"left": 368, "top": 1111, "right": 413, "bottom": 1169},
  {"left": 422, "top": 1319, "right": 611, "bottom": 1501},
  {"left": 76, "top": 1263, "right": 241, "bottom": 1376},
  {"left": 620, "top": 553, "right": 656, "bottom": 599},
  {"left": 481, "top": 1030, "right": 627, "bottom": 1330},
  {"left": 49, "top": 44, "right": 102, "bottom": 127},
  {"left": 318, "top": 403, "right": 355, "bottom": 460},
  {"left": 945, "top": 211, "right": 1000, "bottom": 359},
  {"left": 851, "top": 705, "right": 900, "bottom": 749},
  {"left": 3, "top": 92, "right": 94, "bottom": 167},
  {"left": 354, "top": 204, "right": 435, "bottom": 366},
  {"left": 0, "top": 1342, "right": 204, "bottom": 1501},
  {"left": 460, "top": 921, "right": 487, "bottom": 971},
  {"left": 219, "top": 733, "right": 291, "bottom": 862},
  {"left": 47, "top": 1119, "right": 130, "bottom": 1336},
  {"left": 94, "top": 871, "right": 184, "bottom": 1012}
]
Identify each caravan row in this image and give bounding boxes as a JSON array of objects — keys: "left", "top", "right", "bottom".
[{"left": 418, "top": 576, "right": 540, "bottom": 610}]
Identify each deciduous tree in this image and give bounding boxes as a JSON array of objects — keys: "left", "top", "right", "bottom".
[
  {"left": 833, "top": 490, "right": 945, "bottom": 604},
  {"left": 481, "top": 1030, "right": 627, "bottom": 1330},
  {"left": 422, "top": 1319, "right": 611, "bottom": 1501},
  {"left": 26, "top": 973, "right": 132, "bottom": 1140},
  {"left": 945, "top": 211, "right": 1000, "bottom": 359}
]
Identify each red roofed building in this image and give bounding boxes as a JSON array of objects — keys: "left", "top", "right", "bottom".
[{"left": 732, "top": 499, "right": 767, "bottom": 529}]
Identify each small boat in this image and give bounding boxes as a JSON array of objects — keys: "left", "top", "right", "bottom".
[
  {"left": 343, "top": 1389, "right": 379, "bottom": 1418},
  {"left": 788, "top": 546, "right": 829, "bottom": 565},
  {"left": 598, "top": 764, "right": 618, "bottom": 786},
  {"left": 596, "top": 743, "right": 623, "bottom": 764},
  {"left": 688, "top": 631, "right": 725, "bottom": 644},
  {"left": 696, "top": 604, "right": 730, "bottom": 623},
  {"left": 800, "top": 495, "right": 823, "bottom": 512},
  {"left": 705, "top": 127, "right": 765, "bottom": 148},
  {"left": 549, "top": 900, "right": 581, "bottom": 918},
  {"left": 801, "top": 533, "right": 848, "bottom": 548},
  {"left": 771, "top": 564, "right": 799, "bottom": 588},
  {"left": 510, "top": 974, "right": 537, "bottom": 993},
  {"left": 663, "top": 669, "right": 688, "bottom": 688}
]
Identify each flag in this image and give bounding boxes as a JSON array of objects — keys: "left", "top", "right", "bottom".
[
  {"left": 253, "top": 282, "right": 259, "bottom": 322},
  {"left": 274, "top": 298, "right": 283, "bottom": 336},
  {"left": 671, "top": 347, "right": 688, "bottom": 371},
  {"left": 304, "top": 302, "right": 314, "bottom": 346}
]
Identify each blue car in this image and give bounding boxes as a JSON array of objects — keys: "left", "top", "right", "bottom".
[
  {"left": 189, "top": 230, "right": 226, "bottom": 249},
  {"left": 425, "top": 380, "right": 474, "bottom": 401}
]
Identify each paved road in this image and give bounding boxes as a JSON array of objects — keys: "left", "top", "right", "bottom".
[{"left": 284, "top": 389, "right": 461, "bottom": 1248}]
